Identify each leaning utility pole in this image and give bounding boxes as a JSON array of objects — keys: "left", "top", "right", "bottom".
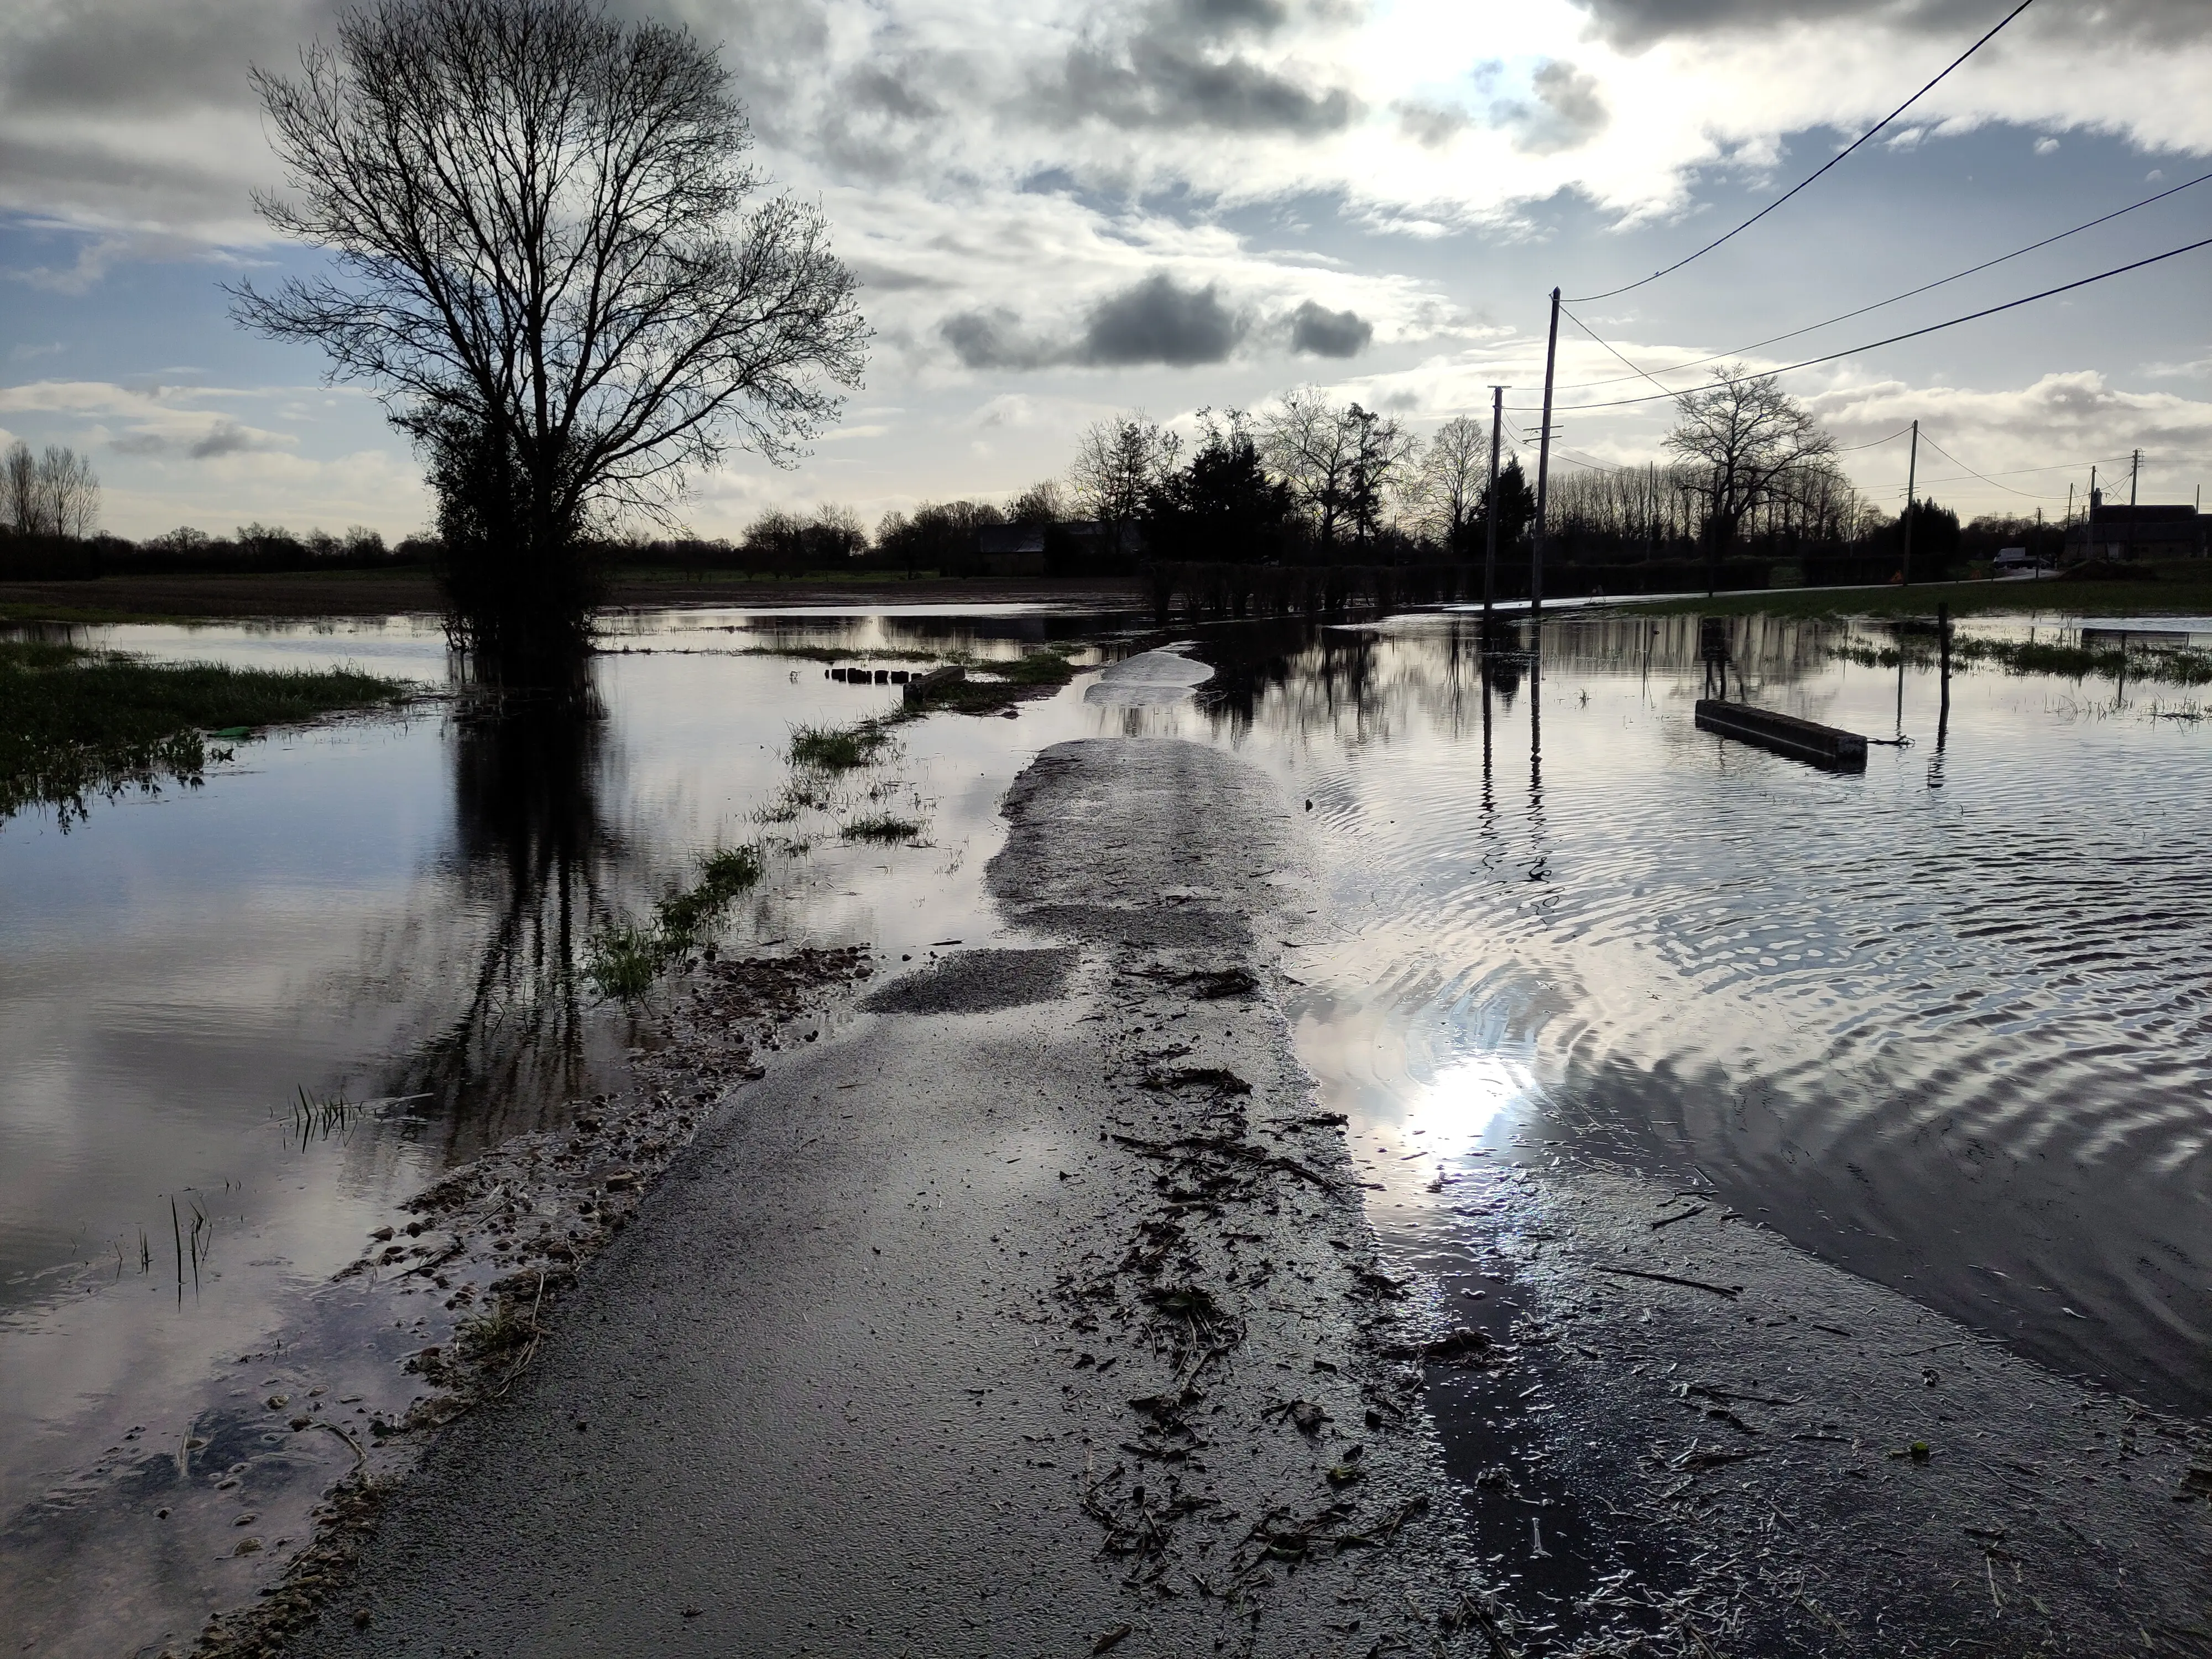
[
  {"left": 1531, "top": 287, "right": 1561, "bottom": 628},
  {"left": 1900, "top": 419, "right": 1920, "bottom": 587},
  {"left": 1483, "top": 384, "right": 1504, "bottom": 631}
]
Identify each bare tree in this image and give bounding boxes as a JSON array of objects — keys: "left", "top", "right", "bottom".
[
  {"left": 1260, "top": 388, "right": 1409, "bottom": 554},
  {"left": 1665, "top": 367, "right": 1835, "bottom": 573},
  {"left": 1, "top": 441, "right": 100, "bottom": 538},
  {"left": 232, "top": 0, "right": 868, "bottom": 670},
  {"left": 1007, "top": 478, "right": 1066, "bottom": 525},
  {"left": 2, "top": 442, "right": 39, "bottom": 536},
  {"left": 1406, "top": 416, "right": 1491, "bottom": 556},
  {"left": 45, "top": 446, "right": 100, "bottom": 539},
  {"left": 1260, "top": 386, "right": 1357, "bottom": 552},
  {"left": 1067, "top": 414, "right": 1171, "bottom": 552}
]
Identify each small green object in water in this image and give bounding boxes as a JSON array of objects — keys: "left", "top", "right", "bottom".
[{"left": 208, "top": 726, "right": 253, "bottom": 739}]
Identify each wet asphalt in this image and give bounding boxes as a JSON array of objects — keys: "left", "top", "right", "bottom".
[
  {"left": 285, "top": 737, "right": 2212, "bottom": 1658},
  {"left": 290, "top": 739, "right": 1487, "bottom": 1658}
]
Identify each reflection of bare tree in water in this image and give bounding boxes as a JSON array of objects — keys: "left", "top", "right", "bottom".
[{"left": 382, "top": 682, "right": 634, "bottom": 1164}]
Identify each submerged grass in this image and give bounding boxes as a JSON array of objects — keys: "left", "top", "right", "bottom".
[
  {"left": 789, "top": 721, "right": 893, "bottom": 770},
  {"left": 1834, "top": 634, "right": 2212, "bottom": 685},
  {"left": 0, "top": 638, "right": 416, "bottom": 826},
  {"left": 841, "top": 813, "right": 924, "bottom": 843},
  {"left": 1614, "top": 572, "right": 2212, "bottom": 623},
  {"left": 583, "top": 842, "right": 769, "bottom": 1000},
  {"left": 739, "top": 644, "right": 945, "bottom": 664}
]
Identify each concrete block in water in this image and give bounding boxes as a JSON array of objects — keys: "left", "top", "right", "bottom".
[
  {"left": 1693, "top": 699, "right": 1866, "bottom": 771},
  {"left": 903, "top": 665, "right": 964, "bottom": 705}
]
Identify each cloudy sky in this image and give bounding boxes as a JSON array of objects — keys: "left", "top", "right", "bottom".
[{"left": 3, "top": 0, "right": 2210, "bottom": 540}]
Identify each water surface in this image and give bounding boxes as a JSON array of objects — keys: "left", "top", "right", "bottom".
[{"left": 6, "top": 597, "right": 2209, "bottom": 1653}]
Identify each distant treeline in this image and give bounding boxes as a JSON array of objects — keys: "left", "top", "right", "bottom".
[{"left": 0, "top": 371, "right": 2084, "bottom": 589}]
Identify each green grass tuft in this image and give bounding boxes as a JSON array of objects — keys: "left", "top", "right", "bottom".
[
  {"left": 0, "top": 638, "right": 416, "bottom": 827},
  {"left": 840, "top": 814, "right": 923, "bottom": 843},
  {"left": 584, "top": 842, "right": 770, "bottom": 1000},
  {"left": 788, "top": 721, "right": 891, "bottom": 771}
]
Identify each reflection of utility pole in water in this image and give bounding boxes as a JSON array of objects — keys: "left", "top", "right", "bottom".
[
  {"left": 1480, "top": 653, "right": 1494, "bottom": 810},
  {"left": 1484, "top": 385, "right": 1504, "bottom": 635},
  {"left": 1929, "top": 602, "right": 1950, "bottom": 789},
  {"left": 1528, "top": 654, "right": 1543, "bottom": 802}
]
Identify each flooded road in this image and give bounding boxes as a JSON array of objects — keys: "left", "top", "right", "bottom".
[
  {"left": 1171, "top": 609, "right": 2212, "bottom": 1414},
  {"left": 4, "top": 598, "right": 2210, "bottom": 1653}
]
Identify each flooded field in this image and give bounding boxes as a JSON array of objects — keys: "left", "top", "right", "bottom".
[{"left": 4, "top": 597, "right": 2209, "bottom": 1652}]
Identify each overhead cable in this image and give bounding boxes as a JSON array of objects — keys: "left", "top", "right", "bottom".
[
  {"left": 1509, "top": 231, "right": 2212, "bottom": 414},
  {"left": 1569, "top": 0, "right": 2037, "bottom": 303},
  {"left": 1550, "top": 165, "right": 2212, "bottom": 395}
]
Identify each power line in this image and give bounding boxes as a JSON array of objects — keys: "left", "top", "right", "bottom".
[
  {"left": 1509, "top": 230, "right": 2212, "bottom": 414},
  {"left": 1916, "top": 432, "right": 2067, "bottom": 499},
  {"left": 1568, "top": 0, "right": 2038, "bottom": 303},
  {"left": 1835, "top": 426, "right": 1915, "bottom": 453},
  {"left": 1548, "top": 165, "right": 2212, "bottom": 395}
]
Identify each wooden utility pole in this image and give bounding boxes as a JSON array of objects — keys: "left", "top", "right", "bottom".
[
  {"left": 2125, "top": 447, "right": 2141, "bottom": 564},
  {"left": 1483, "top": 384, "right": 1504, "bottom": 631},
  {"left": 1900, "top": 419, "right": 1919, "bottom": 587},
  {"left": 1531, "top": 287, "right": 1561, "bottom": 628}
]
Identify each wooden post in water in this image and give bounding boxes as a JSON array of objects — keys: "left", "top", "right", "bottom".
[{"left": 1937, "top": 601, "right": 1952, "bottom": 752}]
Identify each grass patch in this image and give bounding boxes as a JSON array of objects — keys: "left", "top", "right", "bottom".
[
  {"left": 738, "top": 644, "right": 945, "bottom": 665},
  {"left": 583, "top": 842, "right": 769, "bottom": 1000},
  {"left": 982, "top": 646, "right": 1083, "bottom": 687},
  {"left": 789, "top": 721, "right": 893, "bottom": 771},
  {"left": 1610, "top": 573, "right": 2212, "bottom": 623},
  {"left": 1, "top": 638, "right": 416, "bottom": 826},
  {"left": 1837, "top": 633, "right": 2212, "bottom": 685},
  {"left": 840, "top": 813, "right": 924, "bottom": 843}
]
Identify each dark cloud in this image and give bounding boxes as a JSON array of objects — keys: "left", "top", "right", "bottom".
[
  {"left": 940, "top": 273, "right": 1247, "bottom": 372},
  {"left": 1577, "top": 0, "right": 2212, "bottom": 50},
  {"left": 1509, "top": 60, "right": 1609, "bottom": 154},
  {"left": 938, "top": 308, "right": 1058, "bottom": 371},
  {"left": 1288, "top": 299, "right": 1370, "bottom": 357},
  {"left": 1081, "top": 273, "right": 1244, "bottom": 366},
  {"left": 189, "top": 419, "right": 262, "bottom": 458},
  {"left": 1042, "top": 0, "right": 1358, "bottom": 136},
  {"left": 1, "top": 0, "right": 337, "bottom": 116}
]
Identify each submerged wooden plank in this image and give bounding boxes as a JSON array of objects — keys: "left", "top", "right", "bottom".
[{"left": 1694, "top": 699, "right": 1867, "bottom": 771}]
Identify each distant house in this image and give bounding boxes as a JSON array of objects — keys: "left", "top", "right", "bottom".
[
  {"left": 975, "top": 524, "right": 1047, "bottom": 577},
  {"left": 2065, "top": 503, "right": 2210, "bottom": 562}
]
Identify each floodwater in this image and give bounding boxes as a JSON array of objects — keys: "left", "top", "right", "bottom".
[{"left": 4, "top": 599, "right": 2209, "bottom": 1652}]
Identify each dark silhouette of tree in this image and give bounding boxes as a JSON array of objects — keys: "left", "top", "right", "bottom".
[
  {"left": 1897, "top": 498, "right": 1962, "bottom": 578},
  {"left": 1664, "top": 366, "right": 1834, "bottom": 582},
  {"left": 2, "top": 441, "right": 100, "bottom": 539},
  {"left": 1408, "top": 416, "right": 1490, "bottom": 557},
  {"left": 1141, "top": 410, "right": 1296, "bottom": 564},
  {"left": 1068, "top": 414, "right": 1172, "bottom": 551},
  {"left": 1477, "top": 455, "right": 1536, "bottom": 550},
  {"left": 1007, "top": 479, "right": 1067, "bottom": 525},
  {"left": 1261, "top": 389, "right": 1410, "bottom": 555},
  {"left": 233, "top": 0, "right": 867, "bottom": 677},
  {"left": 874, "top": 500, "right": 1005, "bottom": 575}
]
